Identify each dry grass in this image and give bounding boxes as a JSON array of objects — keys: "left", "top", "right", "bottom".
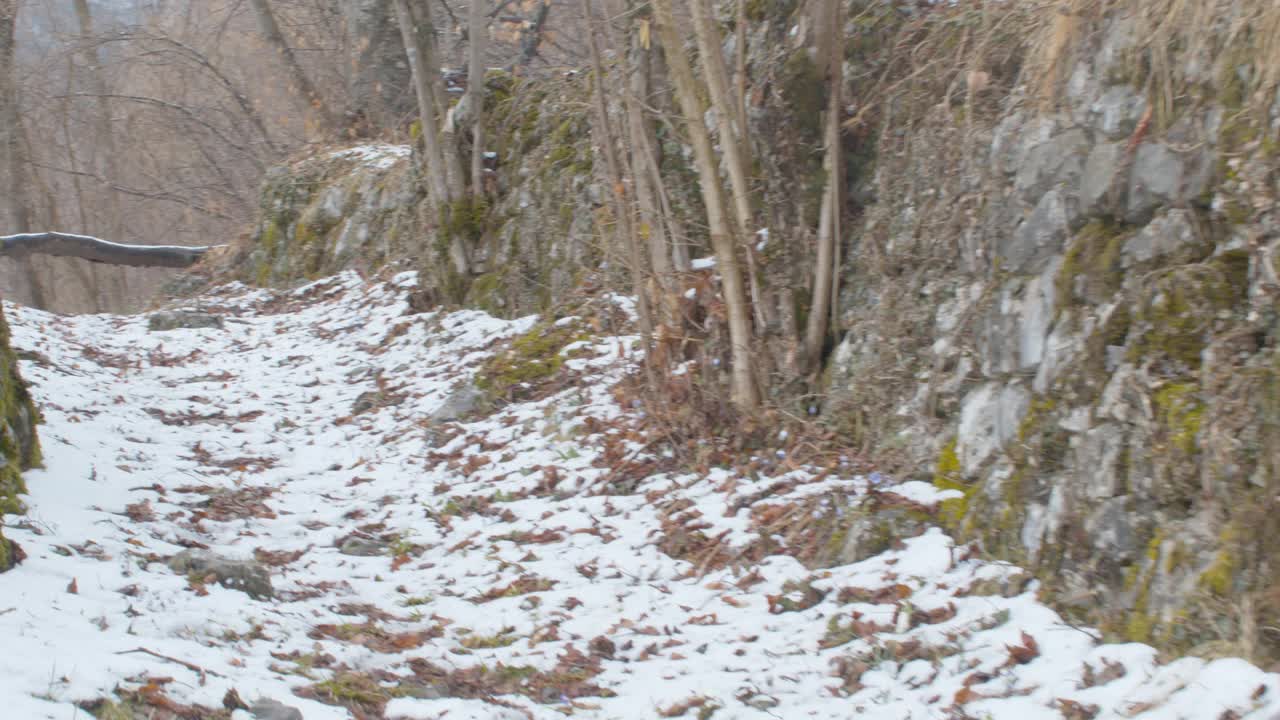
[{"left": 1026, "top": 0, "right": 1280, "bottom": 121}]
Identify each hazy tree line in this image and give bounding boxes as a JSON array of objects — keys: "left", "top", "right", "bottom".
[{"left": 2, "top": 0, "right": 853, "bottom": 411}]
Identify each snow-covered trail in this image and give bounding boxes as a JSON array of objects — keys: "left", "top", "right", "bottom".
[{"left": 1, "top": 273, "right": 1277, "bottom": 720}]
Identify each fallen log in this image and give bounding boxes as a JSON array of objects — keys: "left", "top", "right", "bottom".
[{"left": 0, "top": 232, "right": 222, "bottom": 268}]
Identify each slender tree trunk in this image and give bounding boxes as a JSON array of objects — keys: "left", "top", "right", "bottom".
[
  {"left": 653, "top": 0, "right": 759, "bottom": 409},
  {"left": 689, "top": 0, "right": 769, "bottom": 341},
  {"left": 392, "top": 0, "right": 469, "bottom": 275},
  {"left": 802, "top": 0, "right": 843, "bottom": 371},
  {"left": 343, "top": 0, "right": 414, "bottom": 127},
  {"left": 735, "top": 0, "right": 749, "bottom": 140},
  {"left": 0, "top": 1, "right": 46, "bottom": 309},
  {"left": 74, "top": 0, "right": 130, "bottom": 310},
  {"left": 581, "top": 0, "right": 655, "bottom": 372},
  {"left": 247, "top": 0, "right": 334, "bottom": 132},
  {"left": 689, "top": 0, "right": 752, "bottom": 237},
  {"left": 602, "top": 0, "right": 675, "bottom": 325},
  {"left": 468, "top": 0, "right": 486, "bottom": 196}
]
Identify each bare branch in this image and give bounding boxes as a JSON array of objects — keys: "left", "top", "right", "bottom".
[{"left": 0, "top": 232, "right": 220, "bottom": 268}]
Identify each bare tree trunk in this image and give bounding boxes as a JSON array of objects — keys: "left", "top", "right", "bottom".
[
  {"left": 802, "top": 0, "right": 842, "bottom": 371},
  {"left": 513, "top": 1, "right": 550, "bottom": 69},
  {"left": 735, "top": 0, "right": 749, "bottom": 140},
  {"left": 247, "top": 0, "right": 334, "bottom": 132},
  {"left": 581, "top": 0, "right": 655, "bottom": 373},
  {"left": 653, "top": 0, "right": 759, "bottom": 409},
  {"left": 468, "top": 0, "right": 487, "bottom": 196},
  {"left": 392, "top": 0, "right": 470, "bottom": 276},
  {"left": 407, "top": 1, "right": 464, "bottom": 202},
  {"left": 74, "top": 0, "right": 131, "bottom": 310}
]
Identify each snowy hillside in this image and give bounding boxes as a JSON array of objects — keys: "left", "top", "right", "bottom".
[{"left": 1, "top": 273, "right": 1277, "bottom": 719}]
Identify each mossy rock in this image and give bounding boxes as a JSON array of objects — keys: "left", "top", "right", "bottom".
[
  {"left": 1127, "top": 251, "right": 1249, "bottom": 370},
  {"left": 931, "top": 438, "right": 971, "bottom": 531},
  {"left": 475, "top": 319, "right": 590, "bottom": 402}
]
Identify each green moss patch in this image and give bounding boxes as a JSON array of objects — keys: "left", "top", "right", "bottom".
[
  {"left": 475, "top": 319, "right": 590, "bottom": 402},
  {"left": 1128, "top": 252, "right": 1249, "bottom": 370},
  {"left": 1055, "top": 219, "right": 1132, "bottom": 308}
]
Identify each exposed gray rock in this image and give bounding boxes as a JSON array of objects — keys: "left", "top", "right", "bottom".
[
  {"left": 1121, "top": 209, "right": 1203, "bottom": 267},
  {"left": 400, "top": 682, "right": 448, "bottom": 699},
  {"left": 1091, "top": 85, "right": 1148, "bottom": 140},
  {"left": 1076, "top": 425, "right": 1126, "bottom": 500},
  {"left": 1021, "top": 485, "right": 1065, "bottom": 562},
  {"left": 430, "top": 383, "right": 485, "bottom": 422},
  {"left": 1084, "top": 496, "right": 1136, "bottom": 561},
  {"left": 956, "top": 382, "right": 1030, "bottom": 477},
  {"left": 250, "top": 698, "right": 304, "bottom": 720},
  {"left": 977, "top": 266, "right": 1058, "bottom": 376},
  {"left": 1018, "top": 259, "right": 1060, "bottom": 371},
  {"left": 148, "top": 311, "right": 224, "bottom": 332},
  {"left": 1126, "top": 143, "right": 1213, "bottom": 223},
  {"left": 168, "top": 550, "right": 273, "bottom": 600},
  {"left": 1014, "top": 129, "right": 1090, "bottom": 203},
  {"left": 1002, "top": 190, "right": 1075, "bottom": 274},
  {"left": 1079, "top": 141, "right": 1124, "bottom": 215},
  {"left": 351, "top": 390, "right": 380, "bottom": 415}
]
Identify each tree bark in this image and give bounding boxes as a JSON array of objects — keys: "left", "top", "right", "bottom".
[
  {"left": 468, "top": 0, "right": 487, "bottom": 196},
  {"left": 513, "top": 1, "right": 550, "bottom": 69},
  {"left": 581, "top": 0, "right": 655, "bottom": 371},
  {"left": 0, "top": 1, "right": 47, "bottom": 309},
  {"left": 392, "top": 0, "right": 469, "bottom": 276},
  {"left": 605, "top": 0, "right": 677, "bottom": 325},
  {"left": 802, "top": 0, "right": 843, "bottom": 372},
  {"left": 343, "top": 0, "right": 414, "bottom": 127},
  {"left": 653, "top": 0, "right": 759, "bottom": 409},
  {"left": 0, "top": 233, "right": 218, "bottom": 268},
  {"left": 247, "top": 0, "right": 334, "bottom": 132}
]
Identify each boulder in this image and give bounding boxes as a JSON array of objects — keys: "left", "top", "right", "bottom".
[
  {"left": 250, "top": 698, "right": 304, "bottom": 720},
  {"left": 168, "top": 550, "right": 273, "bottom": 600},
  {"left": 148, "top": 311, "right": 224, "bottom": 332},
  {"left": 430, "top": 383, "right": 485, "bottom": 422}
]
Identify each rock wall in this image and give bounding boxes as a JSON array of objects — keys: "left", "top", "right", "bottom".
[
  {"left": 0, "top": 303, "right": 41, "bottom": 571},
  {"left": 825, "top": 1, "right": 1280, "bottom": 657},
  {"left": 216, "top": 72, "right": 616, "bottom": 319}
]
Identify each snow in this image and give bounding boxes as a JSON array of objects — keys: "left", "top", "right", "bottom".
[
  {"left": 329, "top": 144, "right": 412, "bottom": 170},
  {"left": 690, "top": 256, "right": 717, "bottom": 270},
  {"left": 1, "top": 271, "right": 1278, "bottom": 719}
]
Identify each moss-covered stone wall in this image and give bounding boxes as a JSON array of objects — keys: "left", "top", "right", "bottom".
[
  {"left": 821, "top": 0, "right": 1280, "bottom": 660},
  {"left": 0, "top": 303, "right": 41, "bottom": 571}
]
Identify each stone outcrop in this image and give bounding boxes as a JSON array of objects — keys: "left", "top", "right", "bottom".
[{"left": 219, "top": 72, "right": 620, "bottom": 319}]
